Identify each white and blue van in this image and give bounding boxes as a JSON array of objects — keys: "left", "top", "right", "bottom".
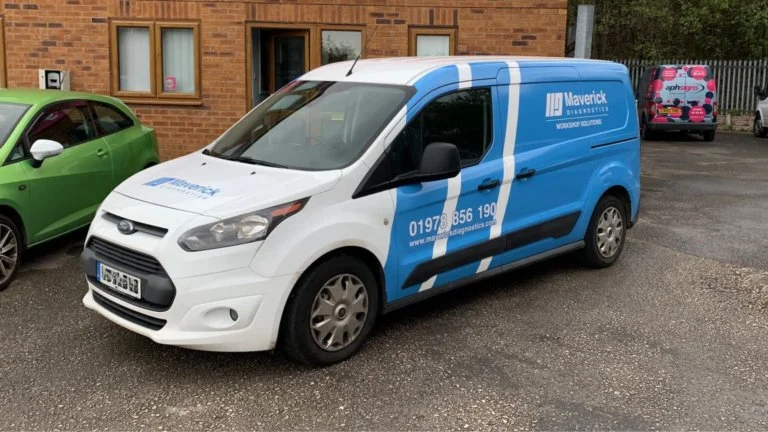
[{"left": 81, "top": 57, "right": 640, "bottom": 365}]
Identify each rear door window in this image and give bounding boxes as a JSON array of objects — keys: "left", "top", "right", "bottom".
[{"left": 91, "top": 102, "right": 134, "bottom": 136}]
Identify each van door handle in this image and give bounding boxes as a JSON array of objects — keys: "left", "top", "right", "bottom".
[
  {"left": 96, "top": 148, "right": 107, "bottom": 157},
  {"left": 477, "top": 179, "right": 500, "bottom": 191},
  {"left": 515, "top": 168, "right": 536, "bottom": 180}
]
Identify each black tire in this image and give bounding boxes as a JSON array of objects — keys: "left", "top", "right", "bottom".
[
  {"left": 640, "top": 119, "right": 656, "bottom": 141},
  {"left": 579, "top": 195, "right": 628, "bottom": 268},
  {"left": 0, "top": 214, "right": 22, "bottom": 292},
  {"left": 280, "top": 256, "right": 380, "bottom": 366},
  {"left": 702, "top": 130, "right": 716, "bottom": 142},
  {"left": 754, "top": 116, "right": 768, "bottom": 138}
]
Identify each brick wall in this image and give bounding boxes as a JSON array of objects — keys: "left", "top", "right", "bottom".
[{"left": 0, "top": 0, "right": 567, "bottom": 160}]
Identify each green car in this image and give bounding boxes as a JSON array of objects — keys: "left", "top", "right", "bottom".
[{"left": 0, "top": 89, "right": 160, "bottom": 291}]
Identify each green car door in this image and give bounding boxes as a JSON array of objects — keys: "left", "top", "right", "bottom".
[
  {"left": 16, "top": 100, "right": 114, "bottom": 245},
  {"left": 89, "top": 100, "right": 157, "bottom": 186}
]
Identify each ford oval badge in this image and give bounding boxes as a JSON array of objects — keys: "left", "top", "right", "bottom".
[{"left": 117, "top": 219, "right": 136, "bottom": 235}]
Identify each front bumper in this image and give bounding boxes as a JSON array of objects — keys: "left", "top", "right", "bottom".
[
  {"left": 81, "top": 192, "right": 299, "bottom": 352},
  {"left": 83, "top": 267, "right": 296, "bottom": 352}
]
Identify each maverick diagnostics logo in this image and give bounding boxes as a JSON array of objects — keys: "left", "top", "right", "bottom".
[
  {"left": 545, "top": 93, "right": 564, "bottom": 117},
  {"left": 545, "top": 90, "right": 609, "bottom": 130},
  {"left": 545, "top": 90, "right": 609, "bottom": 118},
  {"left": 143, "top": 177, "right": 221, "bottom": 199}
]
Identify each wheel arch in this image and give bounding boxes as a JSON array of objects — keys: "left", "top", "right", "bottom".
[
  {"left": 600, "top": 185, "right": 632, "bottom": 225},
  {"left": 276, "top": 245, "right": 387, "bottom": 343},
  {"left": 0, "top": 204, "right": 26, "bottom": 247}
]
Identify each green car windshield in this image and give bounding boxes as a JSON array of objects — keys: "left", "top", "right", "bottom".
[
  {"left": 0, "top": 102, "right": 30, "bottom": 148},
  {"left": 207, "top": 81, "right": 413, "bottom": 171}
]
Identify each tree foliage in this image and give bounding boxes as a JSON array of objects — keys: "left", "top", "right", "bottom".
[{"left": 569, "top": 0, "right": 768, "bottom": 59}]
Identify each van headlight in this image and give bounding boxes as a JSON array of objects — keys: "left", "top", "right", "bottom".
[{"left": 178, "top": 198, "right": 308, "bottom": 251}]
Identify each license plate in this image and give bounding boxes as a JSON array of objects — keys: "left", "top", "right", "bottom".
[
  {"left": 659, "top": 107, "right": 681, "bottom": 115},
  {"left": 97, "top": 262, "right": 141, "bottom": 299}
]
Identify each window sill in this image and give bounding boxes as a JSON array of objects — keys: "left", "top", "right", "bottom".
[{"left": 118, "top": 97, "right": 203, "bottom": 107}]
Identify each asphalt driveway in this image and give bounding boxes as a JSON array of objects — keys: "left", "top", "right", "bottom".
[{"left": 1, "top": 132, "right": 767, "bottom": 431}]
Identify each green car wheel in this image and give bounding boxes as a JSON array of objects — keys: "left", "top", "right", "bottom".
[{"left": 0, "top": 214, "right": 20, "bottom": 291}]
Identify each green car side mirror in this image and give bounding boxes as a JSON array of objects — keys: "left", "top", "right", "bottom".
[{"left": 29, "top": 139, "right": 64, "bottom": 168}]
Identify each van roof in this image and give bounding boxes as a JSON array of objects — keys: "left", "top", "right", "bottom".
[{"left": 301, "top": 56, "right": 624, "bottom": 86}]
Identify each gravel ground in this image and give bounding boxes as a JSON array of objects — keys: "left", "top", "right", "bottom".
[{"left": 1, "top": 132, "right": 767, "bottom": 431}]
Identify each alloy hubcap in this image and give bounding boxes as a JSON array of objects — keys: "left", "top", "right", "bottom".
[
  {"left": 596, "top": 207, "right": 623, "bottom": 258},
  {"left": 310, "top": 274, "right": 369, "bottom": 352},
  {"left": 0, "top": 223, "right": 18, "bottom": 284}
]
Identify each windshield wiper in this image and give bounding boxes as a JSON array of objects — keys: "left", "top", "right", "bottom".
[
  {"left": 214, "top": 153, "right": 288, "bottom": 169},
  {"left": 203, "top": 148, "right": 288, "bottom": 168}
]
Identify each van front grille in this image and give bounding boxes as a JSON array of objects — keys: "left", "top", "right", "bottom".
[{"left": 87, "top": 237, "right": 165, "bottom": 275}]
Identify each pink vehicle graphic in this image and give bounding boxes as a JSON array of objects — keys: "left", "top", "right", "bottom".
[{"left": 637, "top": 64, "right": 718, "bottom": 141}]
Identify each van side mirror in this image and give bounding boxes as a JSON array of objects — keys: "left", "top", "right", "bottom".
[
  {"left": 415, "top": 142, "right": 461, "bottom": 183},
  {"left": 30, "top": 139, "right": 64, "bottom": 168}
]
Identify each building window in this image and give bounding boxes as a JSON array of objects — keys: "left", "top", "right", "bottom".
[
  {"left": 117, "top": 25, "right": 152, "bottom": 92},
  {"left": 409, "top": 27, "right": 457, "bottom": 57},
  {"left": 321, "top": 30, "right": 362, "bottom": 65},
  {"left": 111, "top": 21, "right": 200, "bottom": 103}
]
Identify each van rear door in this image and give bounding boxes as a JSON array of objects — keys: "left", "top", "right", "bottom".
[
  {"left": 683, "top": 65, "right": 716, "bottom": 124},
  {"left": 657, "top": 66, "right": 686, "bottom": 120}
]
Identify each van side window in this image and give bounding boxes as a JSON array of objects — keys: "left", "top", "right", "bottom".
[{"left": 378, "top": 87, "right": 492, "bottom": 183}]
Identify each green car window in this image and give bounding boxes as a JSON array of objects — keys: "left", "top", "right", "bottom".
[
  {"left": 28, "top": 101, "right": 96, "bottom": 148},
  {"left": 91, "top": 102, "right": 134, "bottom": 135},
  {"left": 7, "top": 142, "right": 25, "bottom": 162},
  {"left": 0, "top": 102, "right": 30, "bottom": 151}
]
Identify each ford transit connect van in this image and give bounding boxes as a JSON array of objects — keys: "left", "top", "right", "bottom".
[
  {"left": 82, "top": 57, "right": 641, "bottom": 365},
  {"left": 637, "top": 64, "right": 718, "bottom": 141}
]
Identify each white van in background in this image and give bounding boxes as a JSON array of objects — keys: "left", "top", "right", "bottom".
[{"left": 755, "top": 86, "right": 768, "bottom": 138}]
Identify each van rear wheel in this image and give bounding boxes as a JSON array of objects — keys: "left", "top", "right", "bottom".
[
  {"left": 703, "top": 130, "right": 716, "bottom": 142},
  {"left": 280, "top": 256, "right": 379, "bottom": 366},
  {"left": 579, "top": 195, "right": 627, "bottom": 268},
  {"left": 754, "top": 116, "right": 767, "bottom": 138}
]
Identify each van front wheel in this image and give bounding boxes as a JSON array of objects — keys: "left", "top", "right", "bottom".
[
  {"left": 280, "top": 256, "right": 379, "bottom": 366},
  {"left": 580, "top": 195, "right": 627, "bottom": 268}
]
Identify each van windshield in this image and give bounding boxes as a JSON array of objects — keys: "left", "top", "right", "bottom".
[{"left": 207, "top": 81, "right": 413, "bottom": 171}]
